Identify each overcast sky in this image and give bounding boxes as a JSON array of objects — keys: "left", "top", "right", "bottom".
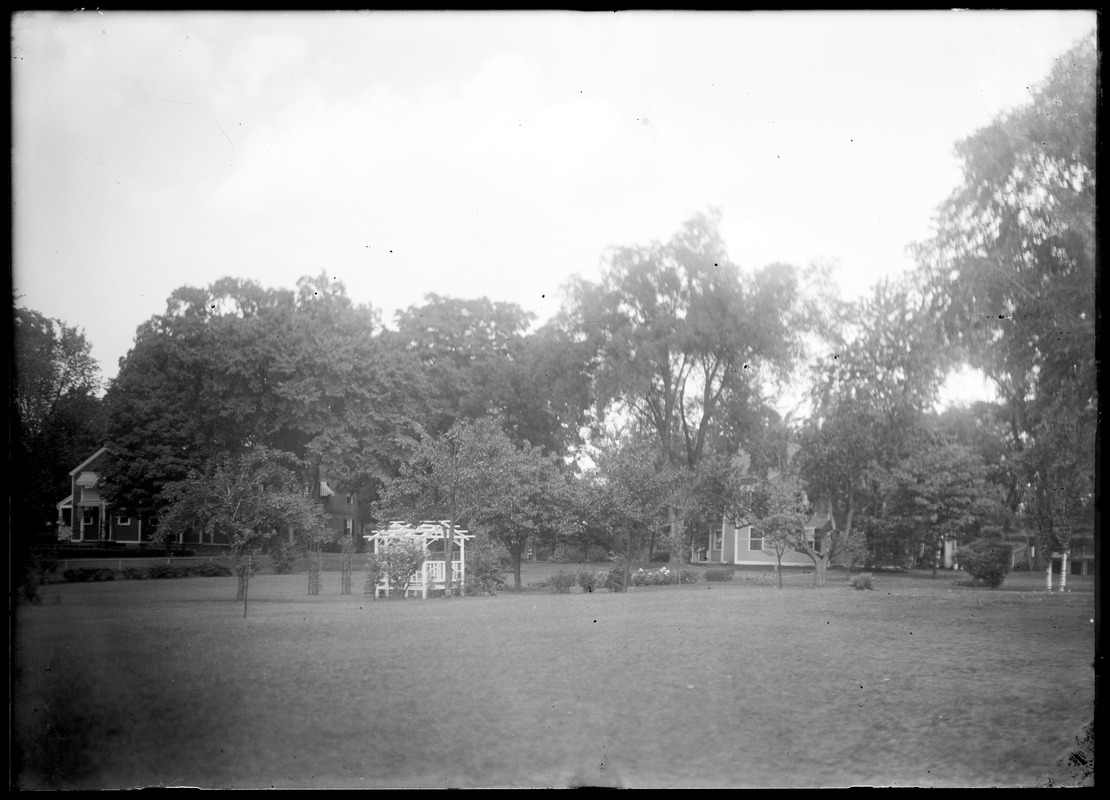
[{"left": 11, "top": 10, "right": 1097, "bottom": 404}]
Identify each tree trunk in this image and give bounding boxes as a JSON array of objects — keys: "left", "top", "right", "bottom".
[
  {"left": 622, "top": 530, "right": 632, "bottom": 592},
  {"left": 242, "top": 555, "right": 251, "bottom": 618},
  {"left": 776, "top": 554, "right": 783, "bottom": 589},
  {"left": 1045, "top": 558, "right": 1053, "bottom": 592},
  {"left": 813, "top": 556, "right": 827, "bottom": 588},
  {"left": 511, "top": 542, "right": 525, "bottom": 591},
  {"left": 667, "top": 505, "right": 687, "bottom": 586}
]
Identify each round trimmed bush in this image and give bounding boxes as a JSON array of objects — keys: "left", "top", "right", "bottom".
[{"left": 959, "top": 534, "right": 1011, "bottom": 589}]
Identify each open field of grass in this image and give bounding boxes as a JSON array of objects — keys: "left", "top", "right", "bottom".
[{"left": 12, "top": 563, "right": 1095, "bottom": 789}]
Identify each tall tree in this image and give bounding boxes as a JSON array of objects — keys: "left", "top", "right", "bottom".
[
  {"left": 914, "top": 34, "right": 1097, "bottom": 576},
  {"left": 798, "top": 275, "right": 951, "bottom": 584},
  {"left": 566, "top": 210, "right": 803, "bottom": 566},
  {"left": 101, "top": 274, "right": 422, "bottom": 522},
  {"left": 391, "top": 295, "right": 534, "bottom": 436},
  {"left": 884, "top": 430, "right": 1005, "bottom": 577},
  {"left": 12, "top": 307, "right": 104, "bottom": 533}
]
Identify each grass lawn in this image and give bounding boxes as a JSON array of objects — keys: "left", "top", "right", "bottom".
[{"left": 12, "top": 563, "right": 1095, "bottom": 789}]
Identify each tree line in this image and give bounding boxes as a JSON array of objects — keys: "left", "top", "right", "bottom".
[{"left": 12, "top": 34, "right": 1095, "bottom": 592}]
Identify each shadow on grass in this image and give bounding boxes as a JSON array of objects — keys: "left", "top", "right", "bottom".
[{"left": 12, "top": 653, "right": 117, "bottom": 790}]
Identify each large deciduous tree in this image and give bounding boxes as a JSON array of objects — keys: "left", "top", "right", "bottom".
[
  {"left": 566, "top": 210, "right": 803, "bottom": 566},
  {"left": 101, "top": 274, "right": 423, "bottom": 522},
  {"left": 914, "top": 34, "right": 1097, "bottom": 580},
  {"left": 883, "top": 430, "right": 1005, "bottom": 578},
  {"left": 12, "top": 307, "right": 104, "bottom": 534},
  {"left": 798, "top": 275, "right": 951, "bottom": 584},
  {"left": 390, "top": 295, "right": 534, "bottom": 437}
]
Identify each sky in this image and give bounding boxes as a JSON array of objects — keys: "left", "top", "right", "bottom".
[{"left": 11, "top": 10, "right": 1097, "bottom": 407}]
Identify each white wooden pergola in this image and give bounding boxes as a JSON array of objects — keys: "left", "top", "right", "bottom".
[{"left": 364, "top": 521, "right": 472, "bottom": 599}]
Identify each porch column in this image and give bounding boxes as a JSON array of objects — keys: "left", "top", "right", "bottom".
[
  {"left": 1059, "top": 552, "right": 1068, "bottom": 591},
  {"left": 1045, "top": 558, "right": 1053, "bottom": 592}
]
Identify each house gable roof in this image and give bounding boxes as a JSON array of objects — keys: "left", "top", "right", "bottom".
[{"left": 70, "top": 446, "right": 110, "bottom": 477}]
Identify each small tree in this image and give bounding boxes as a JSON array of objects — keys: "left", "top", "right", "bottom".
[
  {"left": 729, "top": 475, "right": 809, "bottom": 590},
  {"left": 156, "top": 447, "right": 328, "bottom": 616}
]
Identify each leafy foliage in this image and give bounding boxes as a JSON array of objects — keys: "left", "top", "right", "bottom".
[
  {"left": 565, "top": 210, "right": 804, "bottom": 561},
  {"left": 959, "top": 528, "right": 1012, "bottom": 589},
  {"left": 577, "top": 431, "right": 670, "bottom": 591},
  {"left": 155, "top": 447, "right": 329, "bottom": 605},
  {"left": 101, "top": 275, "right": 423, "bottom": 519},
  {"left": 848, "top": 574, "right": 874, "bottom": 591},
  {"left": 461, "top": 532, "right": 511, "bottom": 595},
  {"left": 11, "top": 307, "right": 104, "bottom": 535},
  {"left": 915, "top": 34, "right": 1097, "bottom": 564},
  {"left": 377, "top": 539, "right": 427, "bottom": 595},
  {"left": 546, "top": 571, "right": 578, "bottom": 594}
]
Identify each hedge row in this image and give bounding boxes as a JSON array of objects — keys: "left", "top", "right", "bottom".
[{"left": 62, "top": 562, "right": 234, "bottom": 582}]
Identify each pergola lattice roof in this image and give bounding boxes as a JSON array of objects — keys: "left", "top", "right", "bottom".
[{"left": 364, "top": 520, "right": 472, "bottom": 542}]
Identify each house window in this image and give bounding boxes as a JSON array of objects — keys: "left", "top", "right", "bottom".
[
  {"left": 83, "top": 510, "right": 94, "bottom": 525},
  {"left": 712, "top": 528, "right": 722, "bottom": 550},
  {"left": 117, "top": 515, "right": 131, "bottom": 526},
  {"left": 749, "top": 528, "right": 763, "bottom": 551},
  {"left": 346, "top": 494, "right": 353, "bottom": 505},
  {"left": 344, "top": 518, "right": 353, "bottom": 537},
  {"left": 812, "top": 536, "right": 822, "bottom": 554}
]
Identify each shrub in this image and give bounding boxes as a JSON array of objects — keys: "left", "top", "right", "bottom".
[
  {"left": 601, "top": 568, "right": 624, "bottom": 592},
  {"left": 62, "top": 568, "right": 116, "bottom": 583},
  {"left": 649, "top": 551, "right": 671, "bottom": 563},
  {"left": 380, "top": 540, "right": 427, "bottom": 595},
  {"left": 548, "top": 571, "right": 577, "bottom": 594},
  {"left": 959, "top": 533, "right": 1011, "bottom": 589},
  {"left": 577, "top": 571, "right": 599, "bottom": 593},
  {"left": 464, "top": 533, "right": 511, "bottom": 595},
  {"left": 628, "top": 567, "right": 701, "bottom": 587},
  {"left": 119, "top": 566, "right": 148, "bottom": 581},
  {"left": 147, "top": 564, "right": 189, "bottom": 579},
  {"left": 849, "top": 573, "right": 874, "bottom": 590},
  {"left": 190, "top": 561, "right": 233, "bottom": 577},
  {"left": 269, "top": 542, "right": 300, "bottom": 575},
  {"left": 364, "top": 555, "right": 385, "bottom": 595},
  {"left": 704, "top": 568, "right": 734, "bottom": 582}
]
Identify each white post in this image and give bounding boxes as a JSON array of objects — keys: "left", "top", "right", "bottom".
[
  {"left": 459, "top": 535, "right": 466, "bottom": 594},
  {"left": 1045, "top": 557, "right": 1053, "bottom": 592},
  {"left": 1060, "top": 551, "right": 1068, "bottom": 592}
]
